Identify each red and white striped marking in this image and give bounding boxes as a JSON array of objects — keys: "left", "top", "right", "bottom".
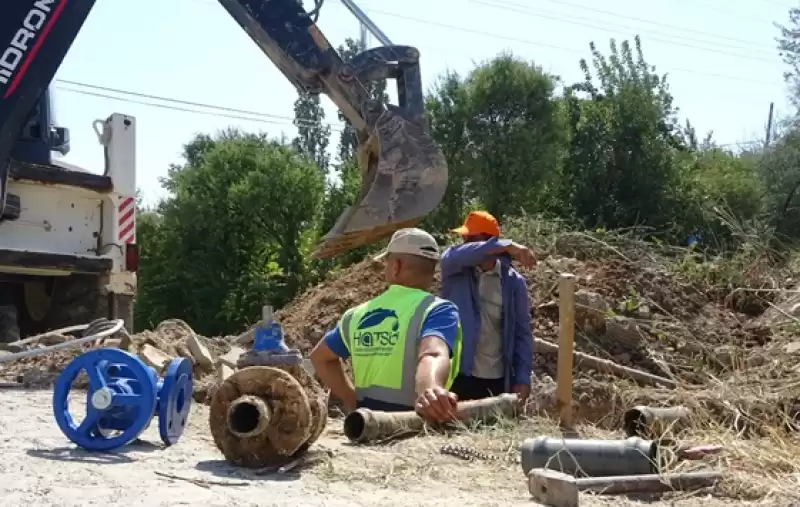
[{"left": 118, "top": 196, "right": 135, "bottom": 244}]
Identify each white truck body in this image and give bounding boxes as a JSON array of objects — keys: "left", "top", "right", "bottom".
[{"left": 0, "top": 113, "right": 137, "bottom": 338}]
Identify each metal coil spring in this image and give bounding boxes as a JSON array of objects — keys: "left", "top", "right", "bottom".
[{"left": 440, "top": 443, "right": 521, "bottom": 464}]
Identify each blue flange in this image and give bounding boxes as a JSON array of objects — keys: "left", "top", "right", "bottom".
[
  {"left": 157, "top": 357, "right": 193, "bottom": 446},
  {"left": 53, "top": 348, "right": 158, "bottom": 451}
]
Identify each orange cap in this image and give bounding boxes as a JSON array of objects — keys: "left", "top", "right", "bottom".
[{"left": 451, "top": 211, "right": 500, "bottom": 237}]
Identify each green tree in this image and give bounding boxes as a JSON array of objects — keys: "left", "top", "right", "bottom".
[
  {"left": 757, "top": 130, "right": 800, "bottom": 239},
  {"left": 462, "top": 54, "right": 565, "bottom": 220},
  {"left": 777, "top": 8, "right": 800, "bottom": 108},
  {"left": 563, "top": 37, "right": 687, "bottom": 236},
  {"left": 422, "top": 70, "right": 473, "bottom": 234},
  {"left": 292, "top": 92, "right": 330, "bottom": 173},
  {"left": 132, "top": 209, "right": 166, "bottom": 330},
  {"left": 134, "top": 130, "right": 324, "bottom": 335}
]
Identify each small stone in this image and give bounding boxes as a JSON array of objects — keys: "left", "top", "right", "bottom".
[
  {"left": 187, "top": 333, "right": 215, "bottom": 371},
  {"left": 784, "top": 342, "right": 800, "bottom": 355},
  {"left": 138, "top": 344, "right": 173, "bottom": 373},
  {"left": 217, "top": 363, "right": 235, "bottom": 383},
  {"left": 575, "top": 290, "right": 610, "bottom": 332},
  {"left": 605, "top": 316, "right": 643, "bottom": 347}
]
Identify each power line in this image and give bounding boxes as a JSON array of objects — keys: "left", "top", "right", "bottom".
[
  {"left": 489, "top": 0, "right": 777, "bottom": 52},
  {"left": 361, "top": 6, "right": 783, "bottom": 85},
  {"left": 435, "top": 1, "right": 778, "bottom": 63},
  {"left": 184, "top": 0, "right": 782, "bottom": 87},
  {"left": 56, "top": 86, "right": 343, "bottom": 132},
  {"left": 57, "top": 0, "right": 781, "bottom": 125},
  {"left": 56, "top": 77, "right": 763, "bottom": 153},
  {"left": 406, "top": 36, "right": 781, "bottom": 89},
  {"left": 670, "top": 0, "right": 780, "bottom": 25},
  {"left": 355, "top": 0, "right": 778, "bottom": 62},
  {"left": 55, "top": 80, "right": 345, "bottom": 131}
]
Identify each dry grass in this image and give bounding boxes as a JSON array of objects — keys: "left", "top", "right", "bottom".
[
  {"left": 303, "top": 379, "right": 800, "bottom": 505},
  {"left": 624, "top": 385, "right": 800, "bottom": 501},
  {"left": 290, "top": 218, "right": 800, "bottom": 504}
]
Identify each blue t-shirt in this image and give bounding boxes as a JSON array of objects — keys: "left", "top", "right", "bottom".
[{"left": 323, "top": 301, "right": 460, "bottom": 412}]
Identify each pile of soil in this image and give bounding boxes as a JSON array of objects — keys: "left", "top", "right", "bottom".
[
  {"left": 274, "top": 247, "right": 800, "bottom": 431},
  {"left": 277, "top": 256, "right": 774, "bottom": 383},
  {"left": 275, "top": 258, "right": 387, "bottom": 352}
]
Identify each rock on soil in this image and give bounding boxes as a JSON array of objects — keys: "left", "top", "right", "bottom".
[{"left": 0, "top": 319, "right": 235, "bottom": 404}]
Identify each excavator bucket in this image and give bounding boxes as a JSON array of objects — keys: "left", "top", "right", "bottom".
[{"left": 313, "top": 107, "right": 448, "bottom": 259}]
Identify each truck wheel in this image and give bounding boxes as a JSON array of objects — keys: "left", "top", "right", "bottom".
[
  {"left": 110, "top": 293, "right": 134, "bottom": 334},
  {"left": 23, "top": 279, "right": 54, "bottom": 323},
  {"left": 0, "top": 305, "right": 20, "bottom": 344},
  {"left": 45, "top": 274, "right": 109, "bottom": 332}
]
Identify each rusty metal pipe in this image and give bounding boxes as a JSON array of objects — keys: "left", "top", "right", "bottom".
[
  {"left": 344, "top": 393, "right": 518, "bottom": 443},
  {"left": 623, "top": 405, "right": 692, "bottom": 439},
  {"left": 226, "top": 395, "right": 272, "bottom": 438}
]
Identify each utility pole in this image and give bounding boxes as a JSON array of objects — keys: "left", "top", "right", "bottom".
[
  {"left": 765, "top": 102, "right": 775, "bottom": 147},
  {"left": 339, "top": 0, "right": 392, "bottom": 46},
  {"left": 359, "top": 20, "right": 369, "bottom": 49}
]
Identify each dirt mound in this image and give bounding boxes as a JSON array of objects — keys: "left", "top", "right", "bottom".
[
  {"left": 274, "top": 245, "right": 800, "bottom": 429},
  {"left": 276, "top": 258, "right": 386, "bottom": 352},
  {"left": 276, "top": 253, "right": 773, "bottom": 383}
]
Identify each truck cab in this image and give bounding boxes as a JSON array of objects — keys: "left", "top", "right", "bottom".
[{"left": 0, "top": 88, "right": 137, "bottom": 342}]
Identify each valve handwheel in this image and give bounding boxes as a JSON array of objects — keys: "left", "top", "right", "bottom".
[{"left": 54, "top": 348, "right": 157, "bottom": 451}]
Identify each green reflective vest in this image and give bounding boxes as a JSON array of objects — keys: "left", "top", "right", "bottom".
[{"left": 339, "top": 285, "right": 462, "bottom": 408}]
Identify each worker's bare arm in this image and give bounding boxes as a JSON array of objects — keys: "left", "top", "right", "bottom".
[
  {"left": 415, "top": 336, "right": 451, "bottom": 393},
  {"left": 309, "top": 339, "right": 357, "bottom": 411},
  {"left": 414, "top": 336, "right": 458, "bottom": 422}
]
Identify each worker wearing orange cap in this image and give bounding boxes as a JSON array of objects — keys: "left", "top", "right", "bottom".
[{"left": 440, "top": 211, "right": 536, "bottom": 403}]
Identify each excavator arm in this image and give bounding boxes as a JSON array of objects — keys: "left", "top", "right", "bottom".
[{"left": 0, "top": 0, "right": 447, "bottom": 258}]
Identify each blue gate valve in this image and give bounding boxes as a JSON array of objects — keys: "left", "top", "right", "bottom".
[
  {"left": 243, "top": 305, "right": 302, "bottom": 367},
  {"left": 53, "top": 348, "right": 193, "bottom": 451}
]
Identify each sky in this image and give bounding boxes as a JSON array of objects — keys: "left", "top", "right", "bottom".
[{"left": 51, "top": 0, "right": 793, "bottom": 206}]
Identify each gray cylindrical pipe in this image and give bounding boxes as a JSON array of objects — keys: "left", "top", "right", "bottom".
[{"left": 520, "top": 436, "right": 659, "bottom": 477}]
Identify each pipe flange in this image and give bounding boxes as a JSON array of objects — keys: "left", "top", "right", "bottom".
[{"left": 209, "top": 366, "right": 312, "bottom": 468}]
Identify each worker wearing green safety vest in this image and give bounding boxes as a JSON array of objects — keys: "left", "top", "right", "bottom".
[{"left": 310, "top": 228, "right": 463, "bottom": 423}]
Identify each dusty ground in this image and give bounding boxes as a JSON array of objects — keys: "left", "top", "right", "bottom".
[{"left": 0, "top": 388, "right": 785, "bottom": 507}]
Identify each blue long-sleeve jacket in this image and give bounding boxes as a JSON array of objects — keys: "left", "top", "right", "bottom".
[{"left": 439, "top": 238, "right": 533, "bottom": 391}]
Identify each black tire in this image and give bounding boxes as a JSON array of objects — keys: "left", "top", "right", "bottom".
[
  {"left": 110, "top": 292, "right": 134, "bottom": 334},
  {"left": 41, "top": 274, "right": 109, "bottom": 332},
  {"left": 18, "top": 274, "right": 134, "bottom": 337},
  {"left": 2, "top": 193, "right": 21, "bottom": 220}
]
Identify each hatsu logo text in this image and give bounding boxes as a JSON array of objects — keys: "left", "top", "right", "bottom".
[{"left": 0, "top": 0, "right": 66, "bottom": 99}]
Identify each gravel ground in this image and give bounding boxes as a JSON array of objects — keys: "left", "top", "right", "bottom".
[{"left": 0, "top": 389, "right": 775, "bottom": 507}]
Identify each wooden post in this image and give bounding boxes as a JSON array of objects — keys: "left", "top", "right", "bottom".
[{"left": 557, "top": 273, "right": 576, "bottom": 429}]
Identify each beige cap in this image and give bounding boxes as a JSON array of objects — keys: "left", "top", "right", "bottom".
[{"left": 374, "top": 228, "right": 440, "bottom": 261}]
